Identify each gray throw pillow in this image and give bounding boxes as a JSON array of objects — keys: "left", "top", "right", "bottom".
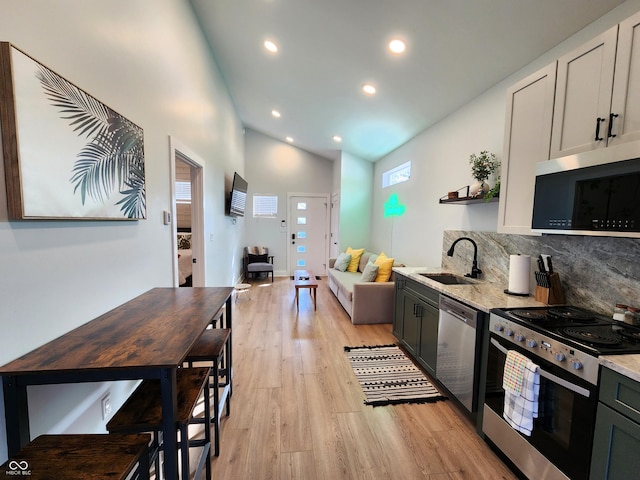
[
  {"left": 360, "top": 261, "right": 379, "bottom": 282},
  {"left": 334, "top": 252, "right": 352, "bottom": 272}
]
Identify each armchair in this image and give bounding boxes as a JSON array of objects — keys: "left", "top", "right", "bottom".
[{"left": 244, "top": 246, "right": 274, "bottom": 282}]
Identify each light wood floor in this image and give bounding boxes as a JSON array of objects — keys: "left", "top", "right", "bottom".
[{"left": 210, "top": 276, "right": 517, "bottom": 480}]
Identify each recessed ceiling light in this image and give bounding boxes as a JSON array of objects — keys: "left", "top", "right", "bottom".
[
  {"left": 271, "top": 109, "right": 281, "bottom": 118},
  {"left": 332, "top": 135, "right": 342, "bottom": 143},
  {"left": 389, "top": 39, "right": 406, "bottom": 54},
  {"left": 264, "top": 40, "right": 278, "bottom": 53},
  {"left": 286, "top": 136, "right": 294, "bottom": 143},
  {"left": 362, "top": 84, "right": 376, "bottom": 96}
]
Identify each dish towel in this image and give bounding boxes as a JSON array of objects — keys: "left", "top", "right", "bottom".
[{"left": 502, "top": 350, "right": 540, "bottom": 436}]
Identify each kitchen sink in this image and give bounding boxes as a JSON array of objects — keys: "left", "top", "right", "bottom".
[{"left": 419, "top": 273, "right": 477, "bottom": 285}]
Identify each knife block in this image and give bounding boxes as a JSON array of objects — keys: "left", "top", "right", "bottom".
[{"left": 534, "top": 272, "right": 565, "bottom": 305}]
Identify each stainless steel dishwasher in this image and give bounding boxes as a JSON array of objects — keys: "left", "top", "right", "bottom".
[{"left": 436, "top": 295, "right": 481, "bottom": 413}]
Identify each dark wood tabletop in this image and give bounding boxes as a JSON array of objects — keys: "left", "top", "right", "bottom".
[
  {"left": 1, "top": 286, "right": 234, "bottom": 480},
  {"left": 0, "top": 287, "right": 233, "bottom": 375}
]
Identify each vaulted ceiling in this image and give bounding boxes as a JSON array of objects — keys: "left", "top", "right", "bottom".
[{"left": 190, "top": 0, "right": 625, "bottom": 161}]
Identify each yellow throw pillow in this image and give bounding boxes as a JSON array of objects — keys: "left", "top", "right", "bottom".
[
  {"left": 345, "top": 247, "right": 365, "bottom": 272},
  {"left": 374, "top": 252, "right": 394, "bottom": 282}
]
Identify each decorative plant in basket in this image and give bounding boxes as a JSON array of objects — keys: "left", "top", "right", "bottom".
[{"left": 469, "top": 151, "right": 500, "bottom": 197}]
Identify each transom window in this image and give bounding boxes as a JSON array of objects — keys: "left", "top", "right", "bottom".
[{"left": 382, "top": 161, "right": 411, "bottom": 188}]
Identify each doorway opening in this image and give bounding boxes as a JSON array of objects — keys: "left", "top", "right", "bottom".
[{"left": 169, "top": 137, "right": 205, "bottom": 287}]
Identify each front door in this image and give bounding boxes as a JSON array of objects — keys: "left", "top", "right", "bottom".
[
  {"left": 289, "top": 194, "right": 329, "bottom": 275},
  {"left": 330, "top": 192, "right": 340, "bottom": 259}
]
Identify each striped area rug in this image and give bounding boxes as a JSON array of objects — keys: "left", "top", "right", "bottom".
[{"left": 344, "top": 344, "right": 447, "bottom": 406}]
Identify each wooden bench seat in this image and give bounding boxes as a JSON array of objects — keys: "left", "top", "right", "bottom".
[
  {"left": 107, "top": 367, "right": 211, "bottom": 480},
  {"left": 0, "top": 433, "right": 151, "bottom": 479},
  {"left": 184, "top": 328, "right": 232, "bottom": 456}
]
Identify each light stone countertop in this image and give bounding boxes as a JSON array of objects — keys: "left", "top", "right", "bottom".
[
  {"left": 600, "top": 355, "right": 640, "bottom": 383},
  {"left": 393, "top": 266, "right": 545, "bottom": 312},
  {"left": 394, "top": 266, "right": 640, "bottom": 384}
]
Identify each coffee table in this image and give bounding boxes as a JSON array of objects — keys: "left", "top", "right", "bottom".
[{"left": 294, "top": 270, "right": 318, "bottom": 311}]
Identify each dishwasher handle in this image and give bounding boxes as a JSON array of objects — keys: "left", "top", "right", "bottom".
[{"left": 439, "top": 295, "right": 479, "bottom": 329}]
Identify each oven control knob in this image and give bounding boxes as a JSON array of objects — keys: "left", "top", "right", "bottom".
[
  {"left": 555, "top": 352, "right": 566, "bottom": 362},
  {"left": 494, "top": 324, "right": 504, "bottom": 332},
  {"left": 526, "top": 339, "right": 537, "bottom": 348},
  {"left": 514, "top": 333, "right": 525, "bottom": 342},
  {"left": 571, "top": 359, "right": 583, "bottom": 370},
  {"left": 504, "top": 328, "right": 514, "bottom": 337}
]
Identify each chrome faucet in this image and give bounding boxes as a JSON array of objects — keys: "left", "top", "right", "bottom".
[{"left": 447, "top": 237, "right": 482, "bottom": 278}]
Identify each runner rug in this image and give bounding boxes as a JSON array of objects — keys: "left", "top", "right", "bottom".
[{"left": 344, "top": 344, "right": 447, "bottom": 407}]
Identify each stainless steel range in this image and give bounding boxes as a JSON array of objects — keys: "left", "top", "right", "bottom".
[{"left": 482, "top": 306, "right": 640, "bottom": 480}]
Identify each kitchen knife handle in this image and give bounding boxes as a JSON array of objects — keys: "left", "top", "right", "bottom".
[
  {"left": 537, "top": 255, "right": 546, "bottom": 273},
  {"left": 547, "top": 256, "right": 554, "bottom": 273},
  {"left": 595, "top": 117, "right": 605, "bottom": 141}
]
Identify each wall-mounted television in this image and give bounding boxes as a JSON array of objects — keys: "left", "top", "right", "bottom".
[{"left": 227, "top": 172, "right": 248, "bottom": 217}]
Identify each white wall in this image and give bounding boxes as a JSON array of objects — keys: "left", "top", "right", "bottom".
[
  {"left": 0, "top": 0, "right": 244, "bottom": 462},
  {"left": 338, "top": 151, "right": 373, "bottom": 251},
  {"left": 243, "top": 129, "right": 333, "bottom": 275},
  {"left": 371, "top": 0, "right": 640, "bottom": 267}
]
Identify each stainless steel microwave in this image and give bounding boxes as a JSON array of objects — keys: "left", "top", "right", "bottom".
[{"left": 532, "top": 155, "right": 640, "bottom": 237}]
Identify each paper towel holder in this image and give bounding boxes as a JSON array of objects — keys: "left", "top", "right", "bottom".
[{"left": 505, "top": 253, "right": 531, "bottom": 297}]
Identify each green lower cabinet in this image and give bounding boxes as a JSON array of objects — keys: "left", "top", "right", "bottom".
[
  {"left": 392, "top": 280, "right": 404, "bottom": 339},
  {"left": 401, "top": 292, "right": 421, "bottom": 358},
  {"left": 416, "top": 297, "right": 438, "bottom": 377},
  {"left": 393, "top": 274, "right": 439, "bottom": 377},
  {"left": 590, "top": 367, "right": 640, "bottom": 480},
  {"left": 590, "top": 402, "right": 640, "bottom": 480}
]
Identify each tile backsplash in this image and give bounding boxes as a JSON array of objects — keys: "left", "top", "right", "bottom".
[{"left": 442, "top": 230, "right": 640, "bottom": 316}]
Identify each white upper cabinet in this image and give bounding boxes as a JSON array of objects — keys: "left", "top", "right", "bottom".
[
  {"left": 550, "top": 26, "right": 618, "bottom": 158},
  {"left": 551, "top": 10, "right": 640, "bottom": 159},
  {"left": 610, "top": 11, "right": 640, "bottom": 147},
  {"left": 497, "top": 63, "right": 556, "bottom": 235}
]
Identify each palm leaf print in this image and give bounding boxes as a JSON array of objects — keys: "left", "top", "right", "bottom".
[{"left": 36, "top": 65, "right": 146, "bottom": 218}]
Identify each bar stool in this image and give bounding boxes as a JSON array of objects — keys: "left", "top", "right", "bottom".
[
  {"left": 0, "top": 433, "right": 151, "bottom": 479},
  {"left": 183, "top": 328, "right": 231, "bottom": 456},
  {"left": 107, "top": 367, "right": 211, "bottom": 480}
]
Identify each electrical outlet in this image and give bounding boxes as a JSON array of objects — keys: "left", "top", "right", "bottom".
[{"left": 101, "top": 392, "right": 112, "bottom": 420}]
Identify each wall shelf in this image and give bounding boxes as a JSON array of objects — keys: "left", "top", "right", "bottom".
[{"left": 439, "top": 194, "right": 499, "bottom": 205}]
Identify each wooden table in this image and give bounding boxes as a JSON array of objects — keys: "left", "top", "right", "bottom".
[
  {"left": 294, "top": 270, "right": 318, "bottom": 311},
  {"left": 0, "top": 287, "right": 234, "bottom": 480}
]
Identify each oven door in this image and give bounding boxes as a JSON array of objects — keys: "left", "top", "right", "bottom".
[{"left": 484, "top": 334, "right": 598, "bottom": 480}]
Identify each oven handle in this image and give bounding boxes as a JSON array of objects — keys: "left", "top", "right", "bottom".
[{"left": 490, "top": 337, "right": 591, "bottom": 398}]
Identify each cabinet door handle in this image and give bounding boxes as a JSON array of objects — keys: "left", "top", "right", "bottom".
[
  {"left": 595, "top": 117, "right": 605, "bottom": 141},
  {"left": 608, "top": 113, "right": 619, "bottom": 138}
]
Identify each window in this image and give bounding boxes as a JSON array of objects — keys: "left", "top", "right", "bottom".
[
  {"left": 382, "top": 161, "right": 411, "bottom": 188},
  {"left": 175, "top": 181, "right": 191, "bottom": 203},
  {"left": 253, "top": 195, "right": 278, "bottom": 218}
]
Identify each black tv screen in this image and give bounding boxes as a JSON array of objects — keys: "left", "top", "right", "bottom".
[{"left": 228, "top": 172, "right": 248, "bottom": 217}]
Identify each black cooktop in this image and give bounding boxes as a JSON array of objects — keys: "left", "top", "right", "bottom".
[{"left": 491, "top": 306, "right": 640, "bottom": 355}]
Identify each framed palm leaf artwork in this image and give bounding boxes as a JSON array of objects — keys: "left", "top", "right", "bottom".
[{"left": 0, "top": 42, "right": 146, "bottom": 220}]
